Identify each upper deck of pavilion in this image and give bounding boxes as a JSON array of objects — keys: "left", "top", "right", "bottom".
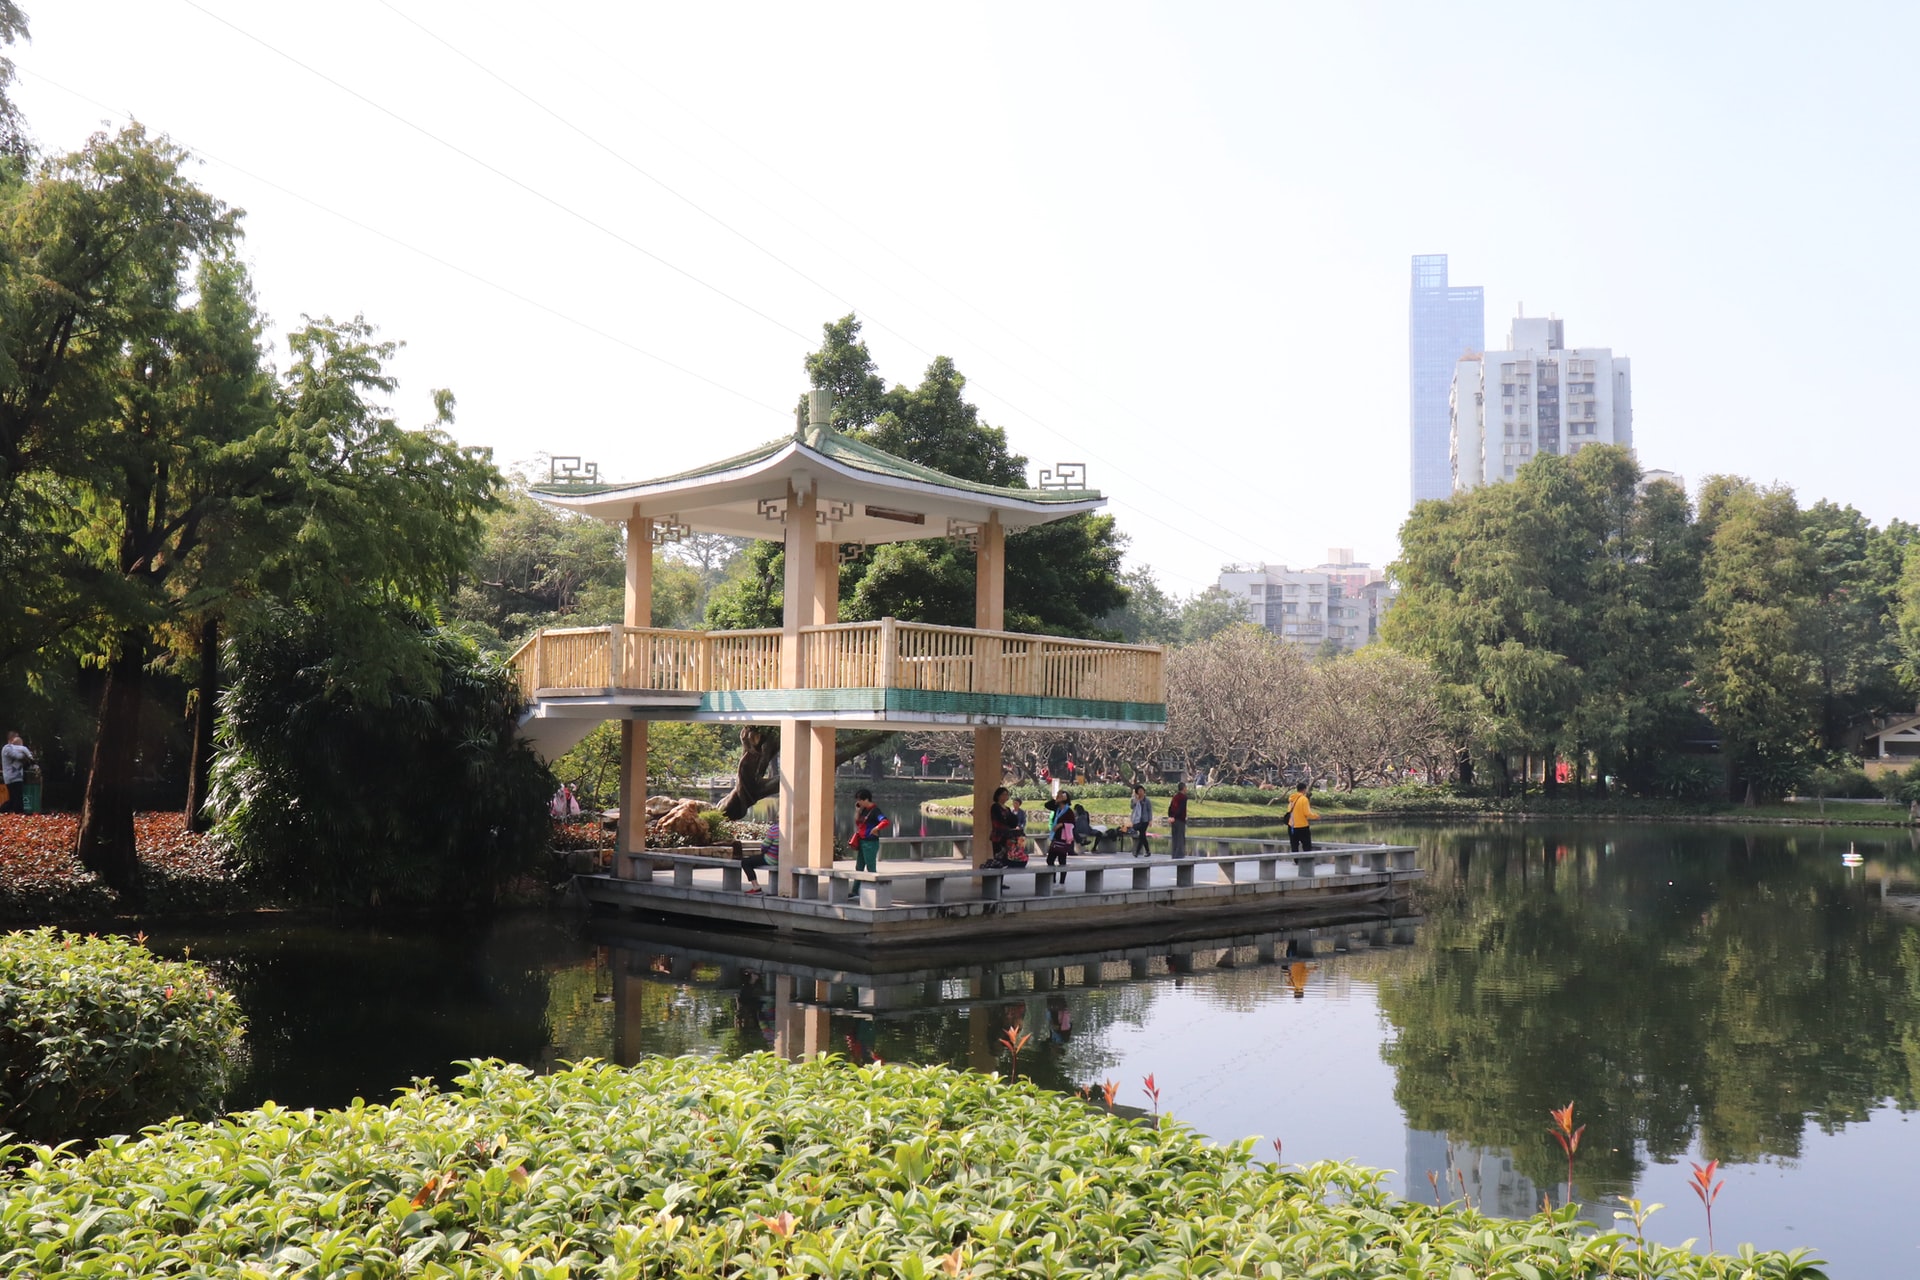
[{"left": 509, "top": 617, "right": 1165, "bottom": 734}]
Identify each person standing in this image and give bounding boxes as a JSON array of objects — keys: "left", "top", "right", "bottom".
[
  {"left": 988, "top": 786, "right": 1021, "bottom": 868},
  {"left": 1167, "top": 780, "right": 1189, "bottom": 860},
  {"left": 1046, "top": 793, "right": 1076, "bottom": 885},
  {"left": 1, "top": 733, "right": 31, "bottom": 814},
  {"left": 1287, "top": 783, "right": 1319, "bottom": 853},
  {"left": 849, "top": 788, "right": 892, "bottom": 874},
  {"left": 1129, "top": 784, "right": 1154, "bottom": 858}
]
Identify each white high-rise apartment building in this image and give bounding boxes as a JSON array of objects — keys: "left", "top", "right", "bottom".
[
  {"left": 1449, "top": 315, "right": 1632, "bottom": 492},
  {"left": 1217, "top": 551, "right": 1396, "bottom": 653}
]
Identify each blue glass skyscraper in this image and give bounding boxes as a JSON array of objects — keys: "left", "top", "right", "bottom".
[{"left": 1408, "top": 255, "right": 1484, "bottom": 506}]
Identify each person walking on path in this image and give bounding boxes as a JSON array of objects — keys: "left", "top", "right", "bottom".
[
  {"left": 1167, "top": 781, "right": 1189, "bottom": 859},
  {"left": 1046, "top": 793, "right": 1077, "bottom": 885},
  {"left": 1, "top": 733, "right": 32, "bottom": 814},
  {"left": 1129, "top": 785, "right": 1154, "bottom": 857},
  {"left": 849, "top": 788, "right": 892, "bottom": 874},
  {"left": 1287, "top": 783, "right": 1319, "bottom": 853}
]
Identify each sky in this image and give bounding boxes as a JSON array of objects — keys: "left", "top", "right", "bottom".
[{"left": 11, "top": 2, "right": 1917, "bottom": 595}]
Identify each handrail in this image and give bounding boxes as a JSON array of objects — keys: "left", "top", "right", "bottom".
[{"left": 511, "top": 619, "right": 1165, "bottom": 706}]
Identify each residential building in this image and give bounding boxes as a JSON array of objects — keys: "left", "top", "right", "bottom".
[
  {"left": 1410, "top": 255, "right": 1486, "bottom": 507},
  {"left": 1449, "top": 313, "right": 1633, "bottom": 492},
  {"left": 1218, "top": 550, "right": 1397, "bottom": 653}
]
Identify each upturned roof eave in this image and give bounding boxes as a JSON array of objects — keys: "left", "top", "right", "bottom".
[{"left": 532, "top": 436, "right": 1104, "bottom": 523}]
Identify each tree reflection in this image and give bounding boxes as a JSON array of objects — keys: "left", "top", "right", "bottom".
[{"left": 1375, "top": 824, "right": 1920, "bottom": 1193}]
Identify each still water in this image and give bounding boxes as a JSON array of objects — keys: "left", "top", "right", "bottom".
[{"left": 148, "top": 821, "right": 1920, "bottom": 1275}]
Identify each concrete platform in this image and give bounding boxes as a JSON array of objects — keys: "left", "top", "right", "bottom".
[{"left": 574, "top": 842, "right": 1422, "bottom": 947}]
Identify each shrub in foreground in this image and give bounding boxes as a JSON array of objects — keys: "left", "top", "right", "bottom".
[
  {"left": 0, "top": 929, "right": 244, "bottom": 1143},
  {"left": 0, "top": 1055, "right": 1826, "bottom": 1277}
]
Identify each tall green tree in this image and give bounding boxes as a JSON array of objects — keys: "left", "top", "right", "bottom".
[
  {"left": 710, "top": 315, "right": 1127, "bottom": 637},
  {"left": 707, "top": 315, "right": 1130, "bottom": 815},
  {"left": 1388, "top": 447, "right": 1703, "bottom": 796},
  {"left": 60, "top": 276, "right": 500, "bottom": 894},
  {"left": 1692, "top": 478, "right": 1820, "bottom": 801},
  {"left": 1798, "top": 502, "right": 1912, "bottom": 749},
  {"left": 0, "top": 126, "right": 236, "bottom": 668},
  {"left": 0, "top": 2, "right": 29, "bottom": 163},
  {"left": 1897, "top": 540, "right": 1920, "bottom": 692}
]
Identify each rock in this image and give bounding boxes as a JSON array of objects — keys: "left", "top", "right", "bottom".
[
  {"left": 648, "top": 799, "right": 710, "bottom": 843},
  {"left": 644, "top": 795, "right": 676, "bottom": 817}
]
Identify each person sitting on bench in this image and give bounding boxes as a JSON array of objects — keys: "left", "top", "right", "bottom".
[{"left": 742, "top": 820, "right": 778, "bottom": 894}]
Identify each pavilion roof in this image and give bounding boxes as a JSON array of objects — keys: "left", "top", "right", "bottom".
[{"left": 530, "top": 423, "right": 1103, "bottom": 542}]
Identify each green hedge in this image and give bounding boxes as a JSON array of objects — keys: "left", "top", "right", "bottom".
[
  {"left": 0, "top": 929, "right": 244, "bottom": 1143},
  {"left": 0, "top": 1055, "right": 1825, "bottom": 1277}
]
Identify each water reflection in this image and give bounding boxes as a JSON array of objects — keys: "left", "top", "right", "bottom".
[
  {"left": 1370, "top": 823, "right": 1920, "bottom": 1197},
  {"left": 581, "top": 916, "right": 1416, "bottom": 1097},
  {"left": 137, "top": 820, "right": 1920, "bottom": 1272}
]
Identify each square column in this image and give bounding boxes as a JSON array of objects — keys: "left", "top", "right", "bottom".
[
  {"left": 972, "top": 515, "right": 1005, "bottom": 867},
  {"left": 617, "top": 509, "right": 652, "bottom": 873},
  {"left": 778, "top": 477, "right": 825, "bottom": 894}
]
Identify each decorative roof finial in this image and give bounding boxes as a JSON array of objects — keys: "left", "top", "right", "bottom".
[{"left": 804, "top": 388, "right": 834, "bottom": 448}]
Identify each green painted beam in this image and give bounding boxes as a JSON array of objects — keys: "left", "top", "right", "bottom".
[{"left": 698, "top": 687, "right": 1166, "bottom": 723}]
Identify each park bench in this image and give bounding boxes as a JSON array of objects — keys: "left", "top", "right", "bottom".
[{"left": 623, "top": 843, "right": 768, "bottom": 893}]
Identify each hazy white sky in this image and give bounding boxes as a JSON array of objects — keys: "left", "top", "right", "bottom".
[{"left": 13, "top": 2, "right": 1917, "bottom": 593}]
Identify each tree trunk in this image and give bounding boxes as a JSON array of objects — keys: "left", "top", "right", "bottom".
[
  {"left": 717, "top": 725, "right": 898, "bottom": 819},
  {"left": 719, "top": 725, "right": 781, "bottom": 819},
  {"left": 1493, "top": 752, "right": 1511, "bottom": 799},
  {"left": 1455, "top": 745, "right": 1474, "bottom": 789},
  {"left": 185, "top": 617, "right": 219, "bottom": 832},
  {"left": 1543, "top": 747, "right": 1559, "bottom": 801},
  {"left": 76, "top": 631, "right": 149, "bottom": 901}
]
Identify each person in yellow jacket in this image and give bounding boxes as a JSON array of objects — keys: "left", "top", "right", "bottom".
[{"left": 1287, "top": 783, "right": 1319, "bottom": 853}]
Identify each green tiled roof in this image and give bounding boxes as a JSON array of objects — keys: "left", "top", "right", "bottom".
[{"left": 531, "top": 425, "right": 1102, "bottom": 504}]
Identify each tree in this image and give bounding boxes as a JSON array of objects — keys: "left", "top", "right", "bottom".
[
  {"left": 1178, "top": 587, "right": 1248, "bottom": 645},
  {"left": 1693, "top": 478, "right": 1820, "bottom": 801},
  {"left": 1102, "top": 565, "right": 1182, "bottom": 645},
  {"left": 1, "top": 126, "right": 235, "bottom": 669},
  {"left": 1897, "top": 540, "right": 1920, "bottom": 692},
  {"left": 1798, "top": 502, "right": 1910, "bottom": 749},
  {"left": 211, "top": 607, "right": 550, "bottom": 908},
  {"left": 705, "top": 316, "right": 1131, "bottom": 815},
  {"left": 1163, "top": 625, "right": 1304, "bottom": 784},
  {"left": 1300, "top": 647, "right": 1451, "bottom": 789},
  {"left": 708, "top": 315, "right": 1128, "bottom": 639},
  {"left": 65, "top": 299, "right": 500, "bottom": 895},
  {"left": 0, "top": 2, "right": 28, "bottom": 163}
]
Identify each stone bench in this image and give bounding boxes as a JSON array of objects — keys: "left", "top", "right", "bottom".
[
  {"left": 786, "top": 845, "right": 1417, "bottom": 908},
  {"left": 622, "top": 844, "right": 768, "bottom": 893}
]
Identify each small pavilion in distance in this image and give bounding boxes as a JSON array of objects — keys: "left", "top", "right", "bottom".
[{"left": 514, "top": 390, "right": 1168, "bottom": 898}]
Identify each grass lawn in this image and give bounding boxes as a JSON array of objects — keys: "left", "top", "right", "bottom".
[
  {"left": 925, "top": 792, "right": 1914, "bottom": 826},
  {"left": 928, "top": 794, "right": 1291, "bottom": 821}
]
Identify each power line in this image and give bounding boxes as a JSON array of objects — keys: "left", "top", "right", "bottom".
[
  {"left": 15, "top": 68, "right": 790, "bottom": 419},
  {"left": 363, "top": 1, "right": 1285, "bottom": 569},
  {"left": 175, "top": 0, "right": 816, "bottom": 345},
  {"left": 39, "top": 9, "right": 1280, "bottom": 577},
  {"left": 510, "top": 17, "right": 1296, "bottom": 563}
]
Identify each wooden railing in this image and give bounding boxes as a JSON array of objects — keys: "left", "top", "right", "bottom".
[{"left": 511, "top": 620, "right": 1164, "bottom": 707}]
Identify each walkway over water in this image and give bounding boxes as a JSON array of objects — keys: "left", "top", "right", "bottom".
[
  {"left": 512, "top": 620, "right": 1165, "bottom": 755},
  {"left": 576, "top": 839, "right": 1420, "bottom": 946}
]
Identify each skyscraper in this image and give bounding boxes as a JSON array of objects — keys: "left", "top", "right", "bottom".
[{"left": 1408, "top": 255, "right": 1485, "bottom": 506}]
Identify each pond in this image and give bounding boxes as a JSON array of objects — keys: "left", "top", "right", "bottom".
[{"left": 144, "top": 820, "right": 1920, "bottom": 1275}]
